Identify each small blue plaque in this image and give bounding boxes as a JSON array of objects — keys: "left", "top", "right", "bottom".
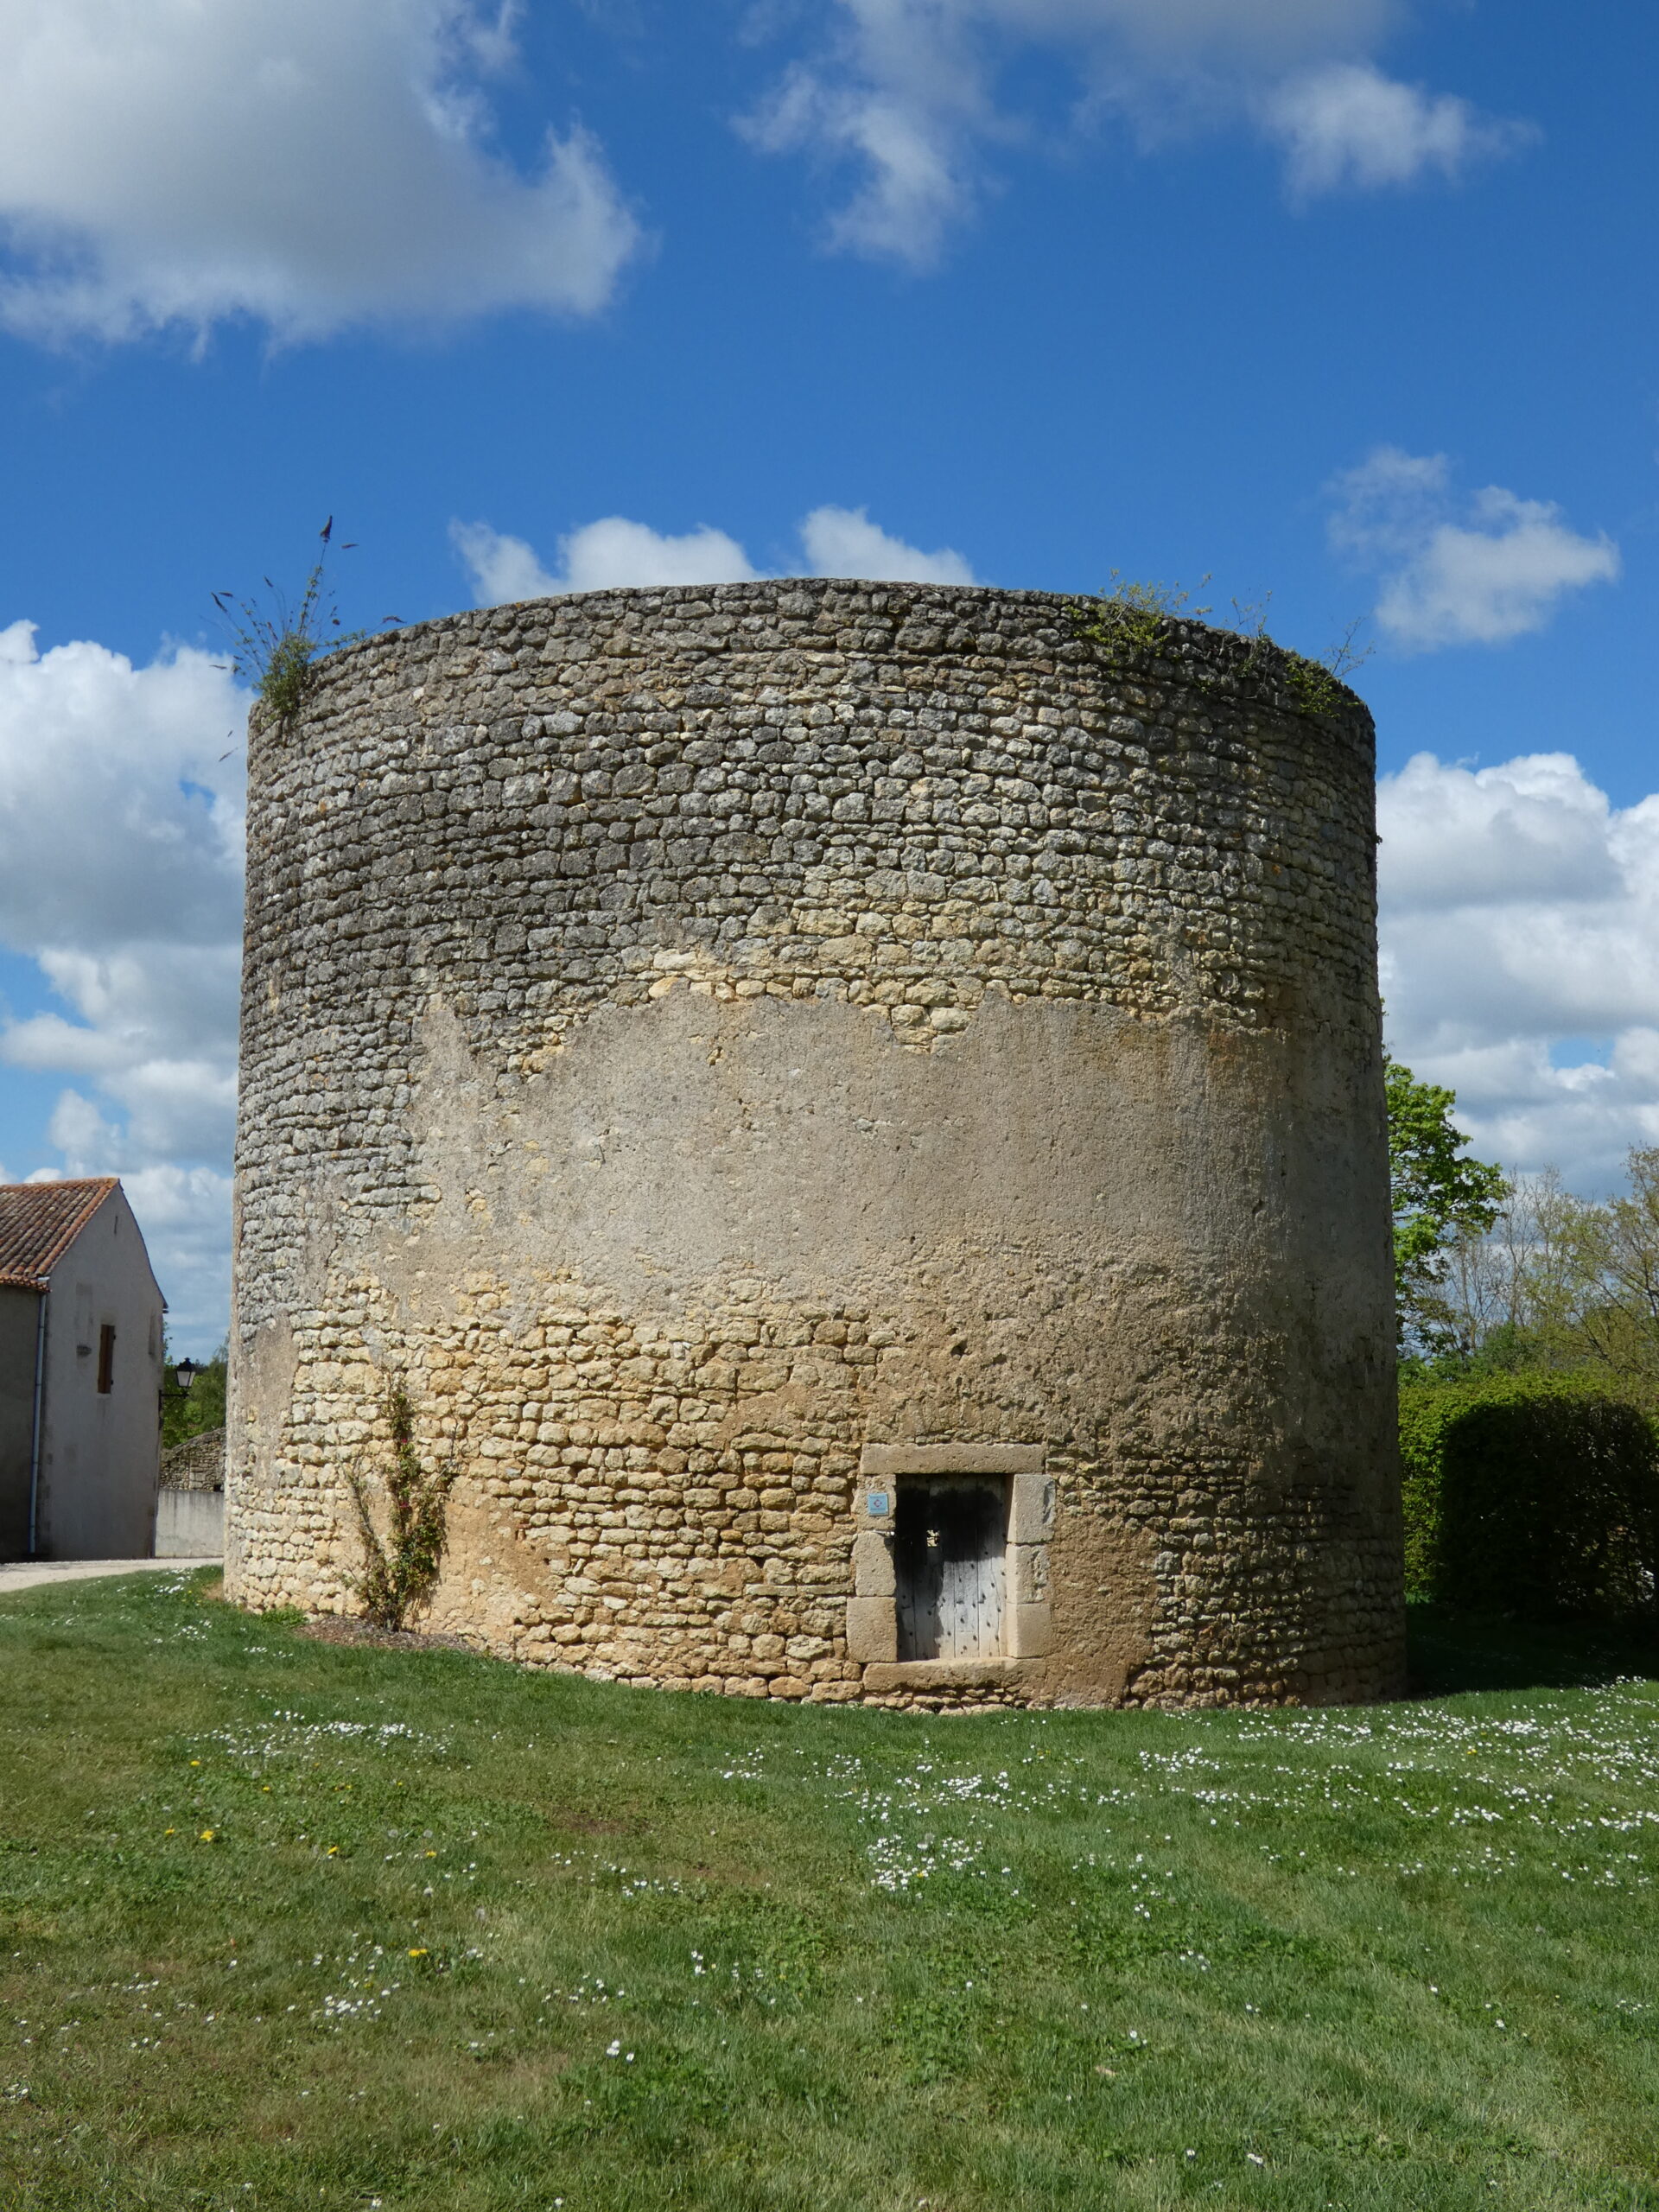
[{"left": 865, "top": 1491, "right": 890, "bottom": 1517}]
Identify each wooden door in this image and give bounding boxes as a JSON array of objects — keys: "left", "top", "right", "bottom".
[{"left": 894, "top": 1478, "right": 1009, "bottom": 1661}]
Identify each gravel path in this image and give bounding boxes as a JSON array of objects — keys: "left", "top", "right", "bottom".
[{"left": 0, "top": 1557, "right": 218, "bottom": 1595}]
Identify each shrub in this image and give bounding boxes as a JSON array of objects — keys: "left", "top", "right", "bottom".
[
  {"left": 346, "top": 1380, "right": 461, "bottom": 1631},
  {"left": 1400, "top": 1372, "right": 1659, "bottom": 1618}
]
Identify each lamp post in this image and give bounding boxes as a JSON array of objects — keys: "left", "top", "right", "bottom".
[{"left": 160, "top": 1354, "right": 200, "bottom": 1433}]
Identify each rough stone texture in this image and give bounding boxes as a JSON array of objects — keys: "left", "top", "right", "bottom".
[
  {"left": 226, "top": 579, "right": 1405, "bottom": 1708},
  {"left": 161, "top": 1427, "right": 226, "bottom": 1493}
]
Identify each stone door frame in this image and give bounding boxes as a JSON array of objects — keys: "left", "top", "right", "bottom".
[{"left": 847, "top": 1442, "right": 1053, "bottom": 1693}]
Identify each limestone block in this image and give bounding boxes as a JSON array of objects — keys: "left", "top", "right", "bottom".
[
  {"left": 1009, "top": 1471, "right": 1056, "bottom": 1545},
  {"left": 1007, "top": 1601, "right": 1052, "bottom": 1658},
  {"left": 852, "top": 1529, "right": 896, "bottom": 1597},
  {"left": 861, "top": 1442, "right": 1044, "bottom": 1479},
  {"left": 1011, "top": 1541, "right": 1049, "bottom": 1605},
  {"left": 862, "top": 1656, "right": 1044, "bottom": 1694},
  {"left": 845, "top": 1597, "right": 899, "bottom": 1663}
]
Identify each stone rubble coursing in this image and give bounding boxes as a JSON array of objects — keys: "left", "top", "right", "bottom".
[{"left": 226, "top": 580, "right": 1404, "bottom": 1710}]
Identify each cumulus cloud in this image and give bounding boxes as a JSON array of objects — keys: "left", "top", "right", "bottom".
[
  {"left": 798, "top": 504, "right": 976, "bottom": 583},
  {"left": 0, "top": 0, "right": 640, "bottom": 344},
  {"left": 1379, "top": 751, "right": 1659, "bottom": 1189},
  {"left": 453, "top": 503, "right": 976, "bottom": 603},
  {"left": 741, "top": 0, "right": 1523, "bottom": 263},
  {"left": 1262, "top": 60, "right": 1533, "bottom": 196},
  {"left": 1329, "top": 448, "right": 1619, "bottom": 651},
  {"left": 452, "top": 517, "right": 760, "bottom": 602},
  {"left": 0, "top": 619, "right": 245, "bottom": 1346}
]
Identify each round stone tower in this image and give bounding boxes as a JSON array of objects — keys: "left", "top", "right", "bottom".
[{"left": 226, "top": 580, "right": 1404, "bottom": 1707}]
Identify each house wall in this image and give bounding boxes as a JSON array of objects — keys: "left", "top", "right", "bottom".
[
  {"left": 35, "top": 1187, "right": 164, "bottom": 1558},
  {"left": 0, "top": 1285, "right": 41, "bottom": 1560}
]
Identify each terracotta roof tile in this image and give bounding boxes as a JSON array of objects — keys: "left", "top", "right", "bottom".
[{"left": 0, "top": 1178, "right": 118, "bottom": 1289}]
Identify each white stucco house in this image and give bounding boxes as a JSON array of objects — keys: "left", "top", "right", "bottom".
[{"left": 0, "top": 1179, "right": 164, "bottom": 1560}]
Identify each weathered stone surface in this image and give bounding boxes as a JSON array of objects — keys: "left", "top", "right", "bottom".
[
  {"left": 851, "top": 1529, "right": 897, "bottom": 1598},
  {"left": 862, "top": 1656, "right": 1045, "bottom": 1699},
  {"left": 226, "top": 578, "right": 1404, "bottom": 1709},
  {"left": 160, "top": 1427, "right": 225, "bottom": 1493},
  {"left": 845, "top": 1595, "right": 900, "bottom": 1663}
]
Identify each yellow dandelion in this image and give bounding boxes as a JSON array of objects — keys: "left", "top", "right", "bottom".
[
  {"left": 327, "top": 1846, "right": 340, "bottom": 1857},
  {"left": 164, "top": 1827, "right": 176, "bottom": 1837},
  {"left": 408, "top": 1947, "right": 429, "bottom": 1958},
  {"left": 199, "top": 1829, "right": 216, "bottom": 1843}
]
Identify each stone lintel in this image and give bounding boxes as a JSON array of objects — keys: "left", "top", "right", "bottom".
[{"left": 859, "top": 1443, "right": 1045, "bottom": 1478}]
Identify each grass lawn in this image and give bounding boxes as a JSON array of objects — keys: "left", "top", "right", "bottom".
[{"left": 3, "top": 1574, "right": 1659, "bottom": 2209}]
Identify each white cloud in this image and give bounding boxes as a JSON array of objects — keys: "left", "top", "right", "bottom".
[
  {"left": 453, "top": 517, "right": 760, "bottom": 602},
  {"left": 1263, "top": 60, "right": 1533, "bottom": 196},
  {"left": 1329, "top": 447, "right": 1619, "bottom": 651},
  {"left": 0, "top": 621, "right": 244, "bottom": 947},
  {"left": 0, "top": 619, "right": 245, "bottom": 1347},
  {"left": 454, "top": 504, "right": 976, "bottom": 603},
  {"left": 0, "top": 0, "right": 640, "bottom": 344},
  {"left": 798, "top": 505, "right": 976, "bottom": 583},
  {"left": 448, "top": 525, "right": 559, "bottom": 607},
  {"left": 1379, "top": 751, "right": 1659, "bottom": 1190},
  {"left": 741, "top": 0, "right": 1522, "bottom": 263}
]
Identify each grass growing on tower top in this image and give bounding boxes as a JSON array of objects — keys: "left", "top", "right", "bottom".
[{"left": 3, "top": 1572, "right": 1658, "bottom": 2210}]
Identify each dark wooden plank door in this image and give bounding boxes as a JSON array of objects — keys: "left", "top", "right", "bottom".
[{"left": 894, "top": 1478, "right": 1008, "bottom": 1661}]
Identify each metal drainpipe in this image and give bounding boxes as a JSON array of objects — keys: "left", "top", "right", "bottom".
[{"left": 26, "top": 1285, "right": 48, "bottom": 1557}]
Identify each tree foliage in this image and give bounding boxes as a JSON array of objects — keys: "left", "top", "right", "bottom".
[
  {"left": 162, "top": 1338, "right": 227, "bottom": 1450},
  {"left": 1427, "top": 1147, "right": 1659, "bottom": 1409},
  {"left": 1385, "top": 1057, "right": 1507, "bottom": 1355},
  {"left": 1555, "top": 1147, "right": 1659, "bottom": 1401}
]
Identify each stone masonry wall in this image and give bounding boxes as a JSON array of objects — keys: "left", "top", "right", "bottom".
[
  {"left": 226, "top": 580, "right": 1404, "bottom": 1709},
  {"left": 160, "top": 1427, "right": 226, "bottom": 1493}
]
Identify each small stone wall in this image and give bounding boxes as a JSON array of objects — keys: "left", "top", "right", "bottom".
[
  {"left": 155, "top": 1486, "right": 225, "bottom": 1559},
  {"left": 161, "top": 1428, "right": 226, "bottom": 1493}
]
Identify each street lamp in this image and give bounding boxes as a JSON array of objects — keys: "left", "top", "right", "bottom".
[{"left": 174, "top": 1357, "right": 199, "bottom": 1395}]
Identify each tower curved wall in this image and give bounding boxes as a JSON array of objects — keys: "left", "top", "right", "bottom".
[{"left": 226, "top": 580, "right": 1403, "bottom": 1707}]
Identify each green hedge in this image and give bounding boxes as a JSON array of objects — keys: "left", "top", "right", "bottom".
[{"left": 1400, "top": 1372, "right": 1659, "bottom": 1618}]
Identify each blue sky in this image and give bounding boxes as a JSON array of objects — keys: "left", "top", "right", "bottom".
[{"left": 0, "top": 0, "right": 1652, "bottom": 1349}]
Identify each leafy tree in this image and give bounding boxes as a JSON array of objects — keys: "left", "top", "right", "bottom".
[
  {"left": 1433, "top": 1168, "right": 1581, "bottom": 1378},
  {"left": 162, "top": 1337, "right": 227, "bottom": 1450},
  {"left": 1557, "top": 1147, "right": 1659, "bottom": 1406},
  {"left": 1385, "top": 1058, "right": 1507, "bottom": 1356}
]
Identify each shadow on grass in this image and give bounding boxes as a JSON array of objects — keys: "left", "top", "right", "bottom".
[{"left": 1407, "top": 1599, "right": 1659, "bottom": 1697}]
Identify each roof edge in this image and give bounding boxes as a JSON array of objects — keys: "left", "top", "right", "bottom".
[{"left": 0, "top": 1176, "right": 119, "bottom": 1288}]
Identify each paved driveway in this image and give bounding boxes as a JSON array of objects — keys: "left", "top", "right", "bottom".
[{"left": 0, "top": 1558, "right": 219, "bottom": 1596}]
